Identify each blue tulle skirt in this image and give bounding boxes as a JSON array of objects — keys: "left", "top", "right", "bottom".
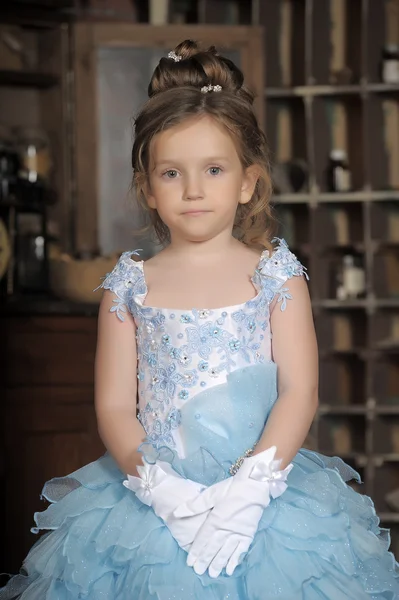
[
  {"left": 1, "top": 364, "right": 398, "bottom": 598},
  {"left": 0, "top": 445, "right": 398, "bottom": 600}
]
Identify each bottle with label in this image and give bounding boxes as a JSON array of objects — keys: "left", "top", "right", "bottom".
[
  {"left": 336, "top": 255, "right": 366, "bottom": 300},
  {"left": 327, "top": 149, "right": 352, "bottom": 193},
  {"left": 381, "top": 44, "right": 399, "bottom": 84}
]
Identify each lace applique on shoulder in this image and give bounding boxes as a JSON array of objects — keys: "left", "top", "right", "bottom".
[
  {"left": 254, "top": 238, "right": 308, "bottom": 311},
  {"left": 96, "top": 250, "right": 147, "bottom": 321}
]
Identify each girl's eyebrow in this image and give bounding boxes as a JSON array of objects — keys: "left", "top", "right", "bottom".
[{"left": 155, "top": 156, "right": 231, "bottom": 167}]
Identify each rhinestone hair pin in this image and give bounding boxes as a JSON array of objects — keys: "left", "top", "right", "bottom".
[
  {"left": 201, "top": 84, "right": 222, "bottom": 93},
  {"left": 168, "top": 51, "right": 182, "bottom": 62}
]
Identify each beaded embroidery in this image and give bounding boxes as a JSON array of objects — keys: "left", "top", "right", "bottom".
[{"left": 98, "top": 238, "right": 307, "bottom": 450}]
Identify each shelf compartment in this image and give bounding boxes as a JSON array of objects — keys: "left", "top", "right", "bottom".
[
  {"left": 311, "top": 0, "right": 362, "bottom": 86},
  {"left": 319, "top": 354, "right": 366, "bottom": 407},
  {"left": 273, "top": 203, "right": 310, "bottom": 250},
  {"left": 373, "top": 248, "right": 399, "bottom": 300},
  {"left": 372, "top": 354, "right": 399, "bottom": 407},
  {"left": 373, "top": 463, "right": 399, "bottom": 513},
  {"left": 199, "top": 0, "right": 252, "bottom": 24},
  {"left": 313, "top": 202, "right": 364, "bottom": 248},
  {"left": 312, "top": 96, "right": 365, "bottom": 193},
  {"left": 316, "top": 309, "right": 367, "bottom": 354},
  {"left": 267, "top": 98, "right": 308, "bottom": 189},
  {"left": 374, "top": 416, "right": 399, "bottom": 454},
  {"left": 315, "top": 249, "right": 366, "bottom": 302},
  {"left": 365, "top": 0, "right": 399, "bottom": 84},
  {"left": 370, "top": 309, "right": 399, "bottom": 354},
  {"left": 366, "top": 95, "right": 399, "bottom": 191},
  {"left": 260, "top": 0, "right": 306, "bottom": 87},
  {"left": 370, "top": 201, "right": 399, "bottom": 245},
  {"left": 318, "top": 415, "right": 366, "bottom": 455}
]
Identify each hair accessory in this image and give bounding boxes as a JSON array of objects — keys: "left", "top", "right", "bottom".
[
  {"left": 201, "top": 84, "right": 222, "bottom": 94},
  {"left": 168, "top": 51, "right": 182, "bottom": 62}
]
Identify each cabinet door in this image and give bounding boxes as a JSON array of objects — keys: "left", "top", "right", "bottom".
[
  {"left": 3, "top": 397, "right": 103, "bottom": 572},
  {"left": 73, "top": 24, "right": 264, "bottom": 256},
  {"left": 1, "top": 316, "right": 103, "bottom": 573}
]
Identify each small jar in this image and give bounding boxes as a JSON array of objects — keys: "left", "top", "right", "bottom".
[
  {"left": 381, "top": 44, "right": 399, "bottom": 84},
  {"left": 14, "top": 127, "right": 52, "bottom": 184},
  {"left": 327, "top": 149, "right": 352, "bottom": 193}
]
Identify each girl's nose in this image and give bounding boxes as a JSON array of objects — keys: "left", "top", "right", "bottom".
[{"left": 183, "top": 175, "right": 204, "bottom": 201}]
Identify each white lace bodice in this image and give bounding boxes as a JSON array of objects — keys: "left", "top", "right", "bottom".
[{"left": 100, "top": 239, "right": 307, "bottom": 457}]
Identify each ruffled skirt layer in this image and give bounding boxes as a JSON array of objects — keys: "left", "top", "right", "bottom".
[{"left": 0, "top": 447, "right": 398, "bottom": 600}]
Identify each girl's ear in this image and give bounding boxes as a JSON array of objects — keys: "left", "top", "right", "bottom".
[
  {"left": 143, "top": 180, "right": 157, "bottom": 209},
  {"left": 240, "top": 165, "right": 260, "bottom": 205},
  {"left": 146, "top": 191, "right": 157, "bottom": 209},
  {"left": 135, "top": 171, "right": 156, "bottom": 208}
]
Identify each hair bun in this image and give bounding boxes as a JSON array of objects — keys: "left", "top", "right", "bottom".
[
  {"left": 148, "top": 39, "right": 254, "bottom": 105},
  {"left": 171, "top": 39, "right": 203, "bottom": 61}
]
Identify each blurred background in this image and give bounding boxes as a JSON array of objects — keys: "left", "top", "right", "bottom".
[{"left": 0, "top": 0, "right": 398, "bottom": 574}]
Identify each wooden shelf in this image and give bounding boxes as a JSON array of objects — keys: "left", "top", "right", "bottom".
[
  {"left": 319, "top": 348, "right": 366, "bottom": 360},
  {"left": 312, "top": 299, "right": 399, "bottom": 310},
  {"left": 318, "top": 405, "right": 367, "bottom": 415},
  {"left": 0, "top": 70, "right": 59, "bottom": 89},
  {"left": 374, "top": 454, "right": 399, "bottom": 463},
  {"left": 367, "top": 84, "right": 399, "bottom": 95},
  {"left": 318, "top": 405, "right": 399, "bottom": 416},
  {"left": 375, "top": 406, "right": 399, "bottom": 416},
  {"left": 314, "top": 299, "right": 368, "bottom": 309},
  {"left": 379, "top": 513, "right": 399, "bottom": 523},
  {"left": 265, "top": 83, "right": 399, "bottom": 99},
  {"left": 273, "top": 191, "right": 399, "bottom": 204},
  {"left": 266, "top": 85, "right": 363, "bottom": 98}
]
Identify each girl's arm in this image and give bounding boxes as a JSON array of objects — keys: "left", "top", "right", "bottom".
[
  {"left": 254, "top": 275, "right": 319, "bottom": 468},
  {"left": 94, "top": 290, "right": 146, "bottom": 477}
]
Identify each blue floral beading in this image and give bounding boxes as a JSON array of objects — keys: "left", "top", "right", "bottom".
[{"left": 98, "top": 238, "right": 308, "bottom": 449}]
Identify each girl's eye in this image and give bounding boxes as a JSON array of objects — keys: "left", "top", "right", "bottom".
[
  {"left": 209, "top": 167, "right": 221, "bottom": 176},
  {"left": 164, "top": 170, "right": 178, "bottom": 178}
]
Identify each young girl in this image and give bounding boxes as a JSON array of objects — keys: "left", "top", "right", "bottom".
[{"left": 1, "top": 39, "right": 398, "bottom": 600}]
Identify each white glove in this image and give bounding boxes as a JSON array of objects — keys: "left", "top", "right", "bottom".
[
  {"left": 174, "top": 445, "right": 293, "bottom": 577},
  {"left": 123, "top": 460, "right": 230, "bottom": 550}
]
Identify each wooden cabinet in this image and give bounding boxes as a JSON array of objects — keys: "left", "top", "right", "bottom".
[
  {"left": 1, "top": 315, "right": 104, "bottom": 573},
  {"left": 261, "top": 0, "right": 399, "bottom": 558}
]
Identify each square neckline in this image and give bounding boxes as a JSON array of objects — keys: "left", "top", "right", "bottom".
[{"left": 131, "top": 249, "right": 270, "bottom": 313}]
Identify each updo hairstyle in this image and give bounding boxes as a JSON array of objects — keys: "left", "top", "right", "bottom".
[{"left": 132, "top": 39, "right": 275, "bottom": 250}]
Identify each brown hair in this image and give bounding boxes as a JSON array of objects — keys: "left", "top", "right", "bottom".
[{"left": 132, "top": 39, "right": 276, "bottom": 251}]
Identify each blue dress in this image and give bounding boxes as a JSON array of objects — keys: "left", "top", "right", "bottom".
[{"left": 1, "top": 239, "right": 398, "bottom": 599}]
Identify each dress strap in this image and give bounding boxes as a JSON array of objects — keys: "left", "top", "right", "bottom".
[
  {"left": 95, "top": 250, "right": 148, "bottom": 321},
  {"left": 253, "top": 238, "right": 308, "bottom": 311}
]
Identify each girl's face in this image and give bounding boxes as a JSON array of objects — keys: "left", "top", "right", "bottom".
[{"left": 146, "top": 115, "right": 257, "bottom": 244}]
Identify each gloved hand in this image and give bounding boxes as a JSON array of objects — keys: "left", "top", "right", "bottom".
[
  {"left": 174, "top": 445, "right": 293, "bottom": 577},
  {"left": 123, "top": 459, "right": 230, "bottom": 550}
]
